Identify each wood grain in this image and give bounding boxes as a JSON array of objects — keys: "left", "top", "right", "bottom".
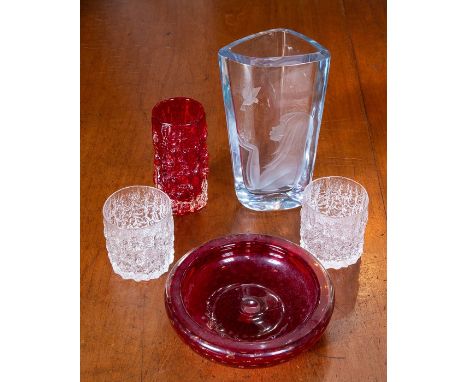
[{"left": 81, "top": 0, "right": 387, "bottom": 381}]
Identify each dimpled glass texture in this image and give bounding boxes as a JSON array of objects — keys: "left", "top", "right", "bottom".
[
  {"left": 165, "top": 234, "right": 334, "bottom": 368},
  {"left": 103, "top": 186, "right": 174, "bottom": 281},
  {"left": 152, "top": 97, "right": 209, "bottom": 215},
  {"left": 300, "top": 177, "right": 369, "bottom": 269},
  {"left": 218, "top": 28, "right": 330, "bottom": 211}
]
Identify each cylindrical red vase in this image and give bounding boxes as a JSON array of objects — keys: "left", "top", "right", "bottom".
[{"left": 152, "top": 97, "right": 209, "bottom": 215}]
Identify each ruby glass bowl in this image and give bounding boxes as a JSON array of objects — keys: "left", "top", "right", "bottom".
[{"left": 165, "top": 234, "right": 334, "bottom": 368}]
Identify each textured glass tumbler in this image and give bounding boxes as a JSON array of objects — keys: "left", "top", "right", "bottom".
[
  {"left": 152, "top": 97, "right": 209, "bottom": 215},
  {"left": 300, "top": 177, "right": 369, "bottom": 269},
  {"left": 218, "top": 28, "right": 330, "bottom": 211},
  {"left": 103, "top": 186, "right": 174, "bottom": 281}
]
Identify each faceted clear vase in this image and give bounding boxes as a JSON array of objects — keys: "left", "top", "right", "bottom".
[{"left": 218, "top": 29, "right": 330, "bottom": 211}]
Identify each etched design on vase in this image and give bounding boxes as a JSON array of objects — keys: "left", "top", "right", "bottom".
[
  {"left": 239, "top": 111, "right": 311, "bottom": 192},
  {"left": 262, "top": 111, "right": 311, "bottom": 191},
  {"left": 240, "top": 86, "right": 261, "bottom": 111},
  {"left": 234, "top": 60, "right": 320, "bottom": 195},
  {"left": 237, "top": 83, "right": 312, "bottom": 193}
]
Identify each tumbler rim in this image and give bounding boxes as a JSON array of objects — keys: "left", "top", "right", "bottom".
[
  {"left": 102, "top": 185, "right": 173, "bottom": 230},
  {"left": 303, "top": 176, "right": 369, "bottom": 219}
]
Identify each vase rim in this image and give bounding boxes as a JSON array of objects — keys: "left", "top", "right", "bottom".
[{"left": 218, "top": 28, "right": 330, "bottom": 67}]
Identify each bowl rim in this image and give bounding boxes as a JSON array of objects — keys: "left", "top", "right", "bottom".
[{"left": 165, "top": 233, "right": 334, "bottom": 354}]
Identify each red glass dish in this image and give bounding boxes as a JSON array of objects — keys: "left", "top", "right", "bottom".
[
  {"left": 152, "top": 97, "right": 209, "bottom": 215},
  {"left": 165, "top": 234, "right": 334, "bottom": 368}
]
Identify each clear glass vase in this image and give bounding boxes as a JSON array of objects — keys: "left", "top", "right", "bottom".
[{"left": 218, "top": 29, "right": 330, "bottom": 211}]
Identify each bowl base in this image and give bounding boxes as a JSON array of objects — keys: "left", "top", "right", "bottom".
[{"left": 206, "top": 283, "right": 286, "bottom": 341}]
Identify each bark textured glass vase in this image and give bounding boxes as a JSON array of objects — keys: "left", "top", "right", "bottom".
[
  {"left": 218, "top": 29, "right": 330, "bottom": 211},
  {"left": 152, "top": 97, "right": 209, "bottom": 215}
]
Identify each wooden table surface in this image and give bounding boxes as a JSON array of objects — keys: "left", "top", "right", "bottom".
[{"left": 81, "top": 0, "right": 387, "bottom": 380}]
